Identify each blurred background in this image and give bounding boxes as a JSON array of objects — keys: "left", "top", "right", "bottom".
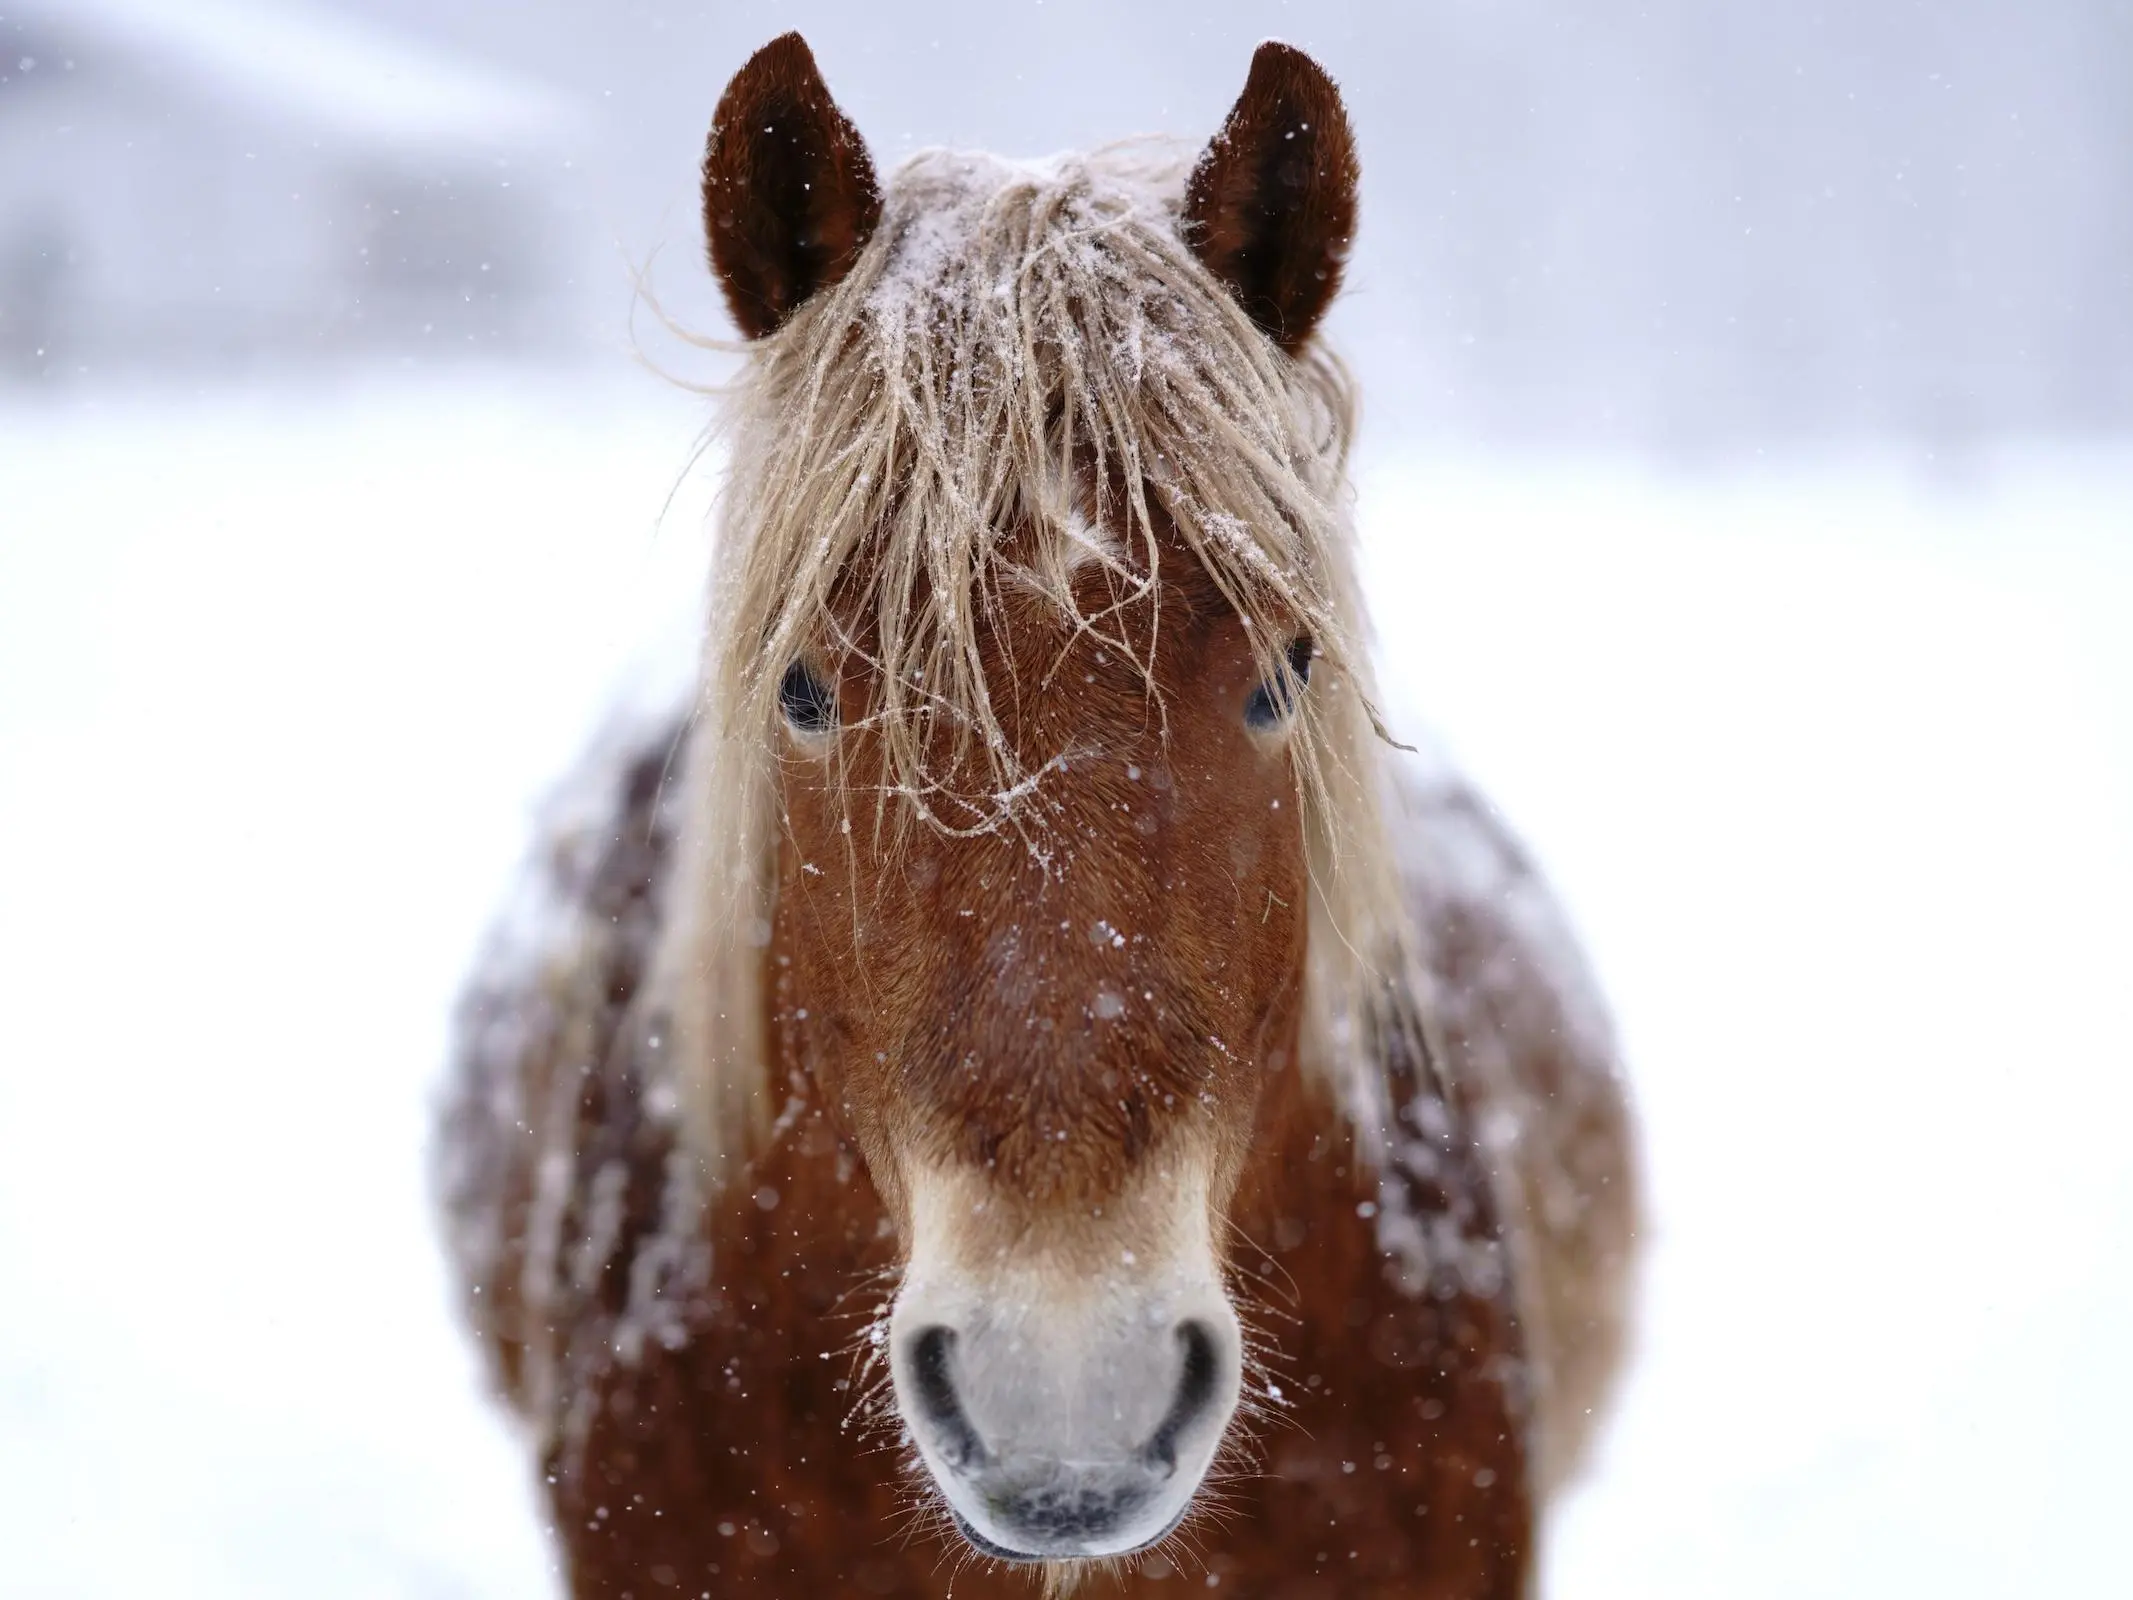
[
  {"left": 6, "top": 0, "right": 2130, "bottom": 446},
  {"left": 2, "top": 2, "right": 2128, "bottom": 1597}
]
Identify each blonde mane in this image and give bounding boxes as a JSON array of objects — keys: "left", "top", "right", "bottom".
[{"left": 662, "top": 143, "right": 1429, "bottom": 1180}]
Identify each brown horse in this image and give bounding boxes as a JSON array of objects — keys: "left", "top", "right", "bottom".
[{"left": 437, "top": 33, "right": 1638, "bottom": 1598}]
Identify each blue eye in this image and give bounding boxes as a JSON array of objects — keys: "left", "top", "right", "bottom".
[
  {"left": 779, "top": 660, "right": 837, "bottom": 733},
  {"left": 1244, "top": 637, "right": 1314, "bottom": 730}
]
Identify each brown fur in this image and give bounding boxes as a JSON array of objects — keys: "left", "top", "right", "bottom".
[
  {"left": 434, "top": 34, "right": 1637, "bottom": 1598},
  {"left": 776, "top": 539, "right": 1308, "bottom": 1247}
]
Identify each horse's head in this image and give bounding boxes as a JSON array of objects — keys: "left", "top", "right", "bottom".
[{"left": 691, "top": 34, "right": 1369, "bottom": 1564}]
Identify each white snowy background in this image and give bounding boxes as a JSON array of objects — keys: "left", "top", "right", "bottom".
[{"left": 3, "top": 3, "right": 2130, "bottom": 1597}]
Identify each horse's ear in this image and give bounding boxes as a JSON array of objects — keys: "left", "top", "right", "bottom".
[
  {"left": 1182, "top": 41, "right": 1358, "bottom": 355},
  {"left": 702, "top": 33, "right": 881, "bottom": 339}
]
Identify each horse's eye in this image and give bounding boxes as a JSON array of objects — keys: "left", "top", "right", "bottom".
[
  {"left": 1244, "top": 636, "right": 1314, "bottom": 730},
  {"left": 779, "top": 660, "right": 837, "bottom": 734}
]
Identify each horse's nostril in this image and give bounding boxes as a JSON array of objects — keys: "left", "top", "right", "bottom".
[
  {"left": 905, "top": 1326, "right": 988, "bottom": 1472},
  {"left": 1143, "top": 1319, "right": 1223, "bottom": 1475}
]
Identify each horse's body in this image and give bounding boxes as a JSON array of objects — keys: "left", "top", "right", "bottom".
[{"left": 437, "top": 35, "right": 1636, "bottom": 1598}]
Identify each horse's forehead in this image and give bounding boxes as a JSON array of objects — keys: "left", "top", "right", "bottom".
[{"left": 817, "top": 501, "right": 1236, "bottom": 664}]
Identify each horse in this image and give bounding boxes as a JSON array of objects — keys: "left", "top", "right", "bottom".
[{"left": 436, "top": 33, "right": 1639, "bottom": 1598}]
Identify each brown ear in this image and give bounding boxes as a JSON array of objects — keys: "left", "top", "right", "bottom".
[
  {"left": 1182, "top": 41, "right": 1359, "bottom": 354},
  {"left": 702, "top": 33, "right": 881, "bottom": 339}
]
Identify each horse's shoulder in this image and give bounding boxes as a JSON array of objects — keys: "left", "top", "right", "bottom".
[
  {"left": 1393, "top": 753, "right": 1642, "bottom": 1490},
  {"left": 434, "top": 714, "right": 707, "bottom": 1438}
]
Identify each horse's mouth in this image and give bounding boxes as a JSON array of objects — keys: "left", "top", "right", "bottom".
[{"left": 946, "top": 1500, "right": 1190, "bottom": 1565}]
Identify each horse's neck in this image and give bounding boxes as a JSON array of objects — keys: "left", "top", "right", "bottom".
[{"left": 1228, "top": 1031, "right": 1372, "bottom": 1252}]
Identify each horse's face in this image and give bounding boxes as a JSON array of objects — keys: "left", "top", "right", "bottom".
[
  {"left": 704, "top": 32, "right": 1358, "bottom": 1564},
  {"left": 773, "top": 556, "right": 1310, "bottom": 1557}
]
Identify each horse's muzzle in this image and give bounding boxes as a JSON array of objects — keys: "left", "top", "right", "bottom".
[{"left": 890, "top": 1292, "right": 1241, "bottom": 1561}]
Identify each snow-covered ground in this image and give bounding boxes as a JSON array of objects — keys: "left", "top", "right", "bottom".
[
  {"left": 1358, "top": 451, "right": 2133, "bottom": 1598},
  {"left": 2, "top": 374, "right": 2127, "bottom": 1597}
]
